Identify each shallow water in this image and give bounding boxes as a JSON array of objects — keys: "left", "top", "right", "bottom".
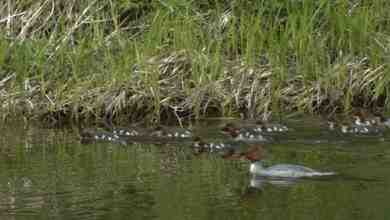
[{"left": 1, "top": 119, "right": 390, "bottom": 220}]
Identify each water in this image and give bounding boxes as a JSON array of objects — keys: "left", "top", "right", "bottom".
[{"left": 1, "top": 119, "right": 390, "bottom": 220}]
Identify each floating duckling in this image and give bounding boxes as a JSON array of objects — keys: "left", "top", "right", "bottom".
[
  {"left": 150, "top": 126, "right": 192, "bottom": 139},
  {"left": 192, "top": 137, "right": 265, "bottom": 160},
  {"left": 254, "top": 120, "right": 289, "bottom": 133},
  {"left": 112, "top": 126, "right": 144, "bottom": 137},
  {"left": 80, "top": 129, "right": 126, "bottom": 145},
  {"left": 221, "top": 123, "right": 268, "bottom": 142}
]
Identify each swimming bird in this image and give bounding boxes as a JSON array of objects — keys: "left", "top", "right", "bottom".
[
  {"left": 192, "top": 137, "right": 265, "bottom": 160},
  {"left": 255, "top": 120, "right": 289, "bottom": 133},
  {"left": 245, "top": 145, "right": 336, "bottom": 178},
  {"left": 80, "top": 128, "right": 126, "bottom": 145},
  {"left": 340, "top": 123, "right": 383, "bottom": 135},
  {"left": 150, "top": 126, "right": 192, "bottom": 138},
  {"left": 221, "top": 123, "right": 268, "bottom": 142}
]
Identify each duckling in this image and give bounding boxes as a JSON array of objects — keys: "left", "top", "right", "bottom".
[
  {"left": 80, "top": 129, "right": 125, "bottom": 144},
  {"left": 150, "top": 126, "right": 192, "bottom": 138},
  {"left": 112, "top": 126, "right": 144, "bottom": 137},
  {"left": 340, "top": 123, "right": 383, "bottom": 135},
  {"left": 255, "top": 120, "right": 289, "bottom": 133},
  {"left": 221, "top": 124, "right": 268, "bottom": 142},
  {"left": 192, "top": 137, "right": 264, "bottom": 160}
]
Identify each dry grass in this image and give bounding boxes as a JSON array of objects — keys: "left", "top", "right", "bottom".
[{"left": 0, "top": 0, "right": 390, "bottom": 125}]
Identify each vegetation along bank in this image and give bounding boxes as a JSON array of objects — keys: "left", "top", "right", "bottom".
[{"left": 1, "top": 0, "right": 390, "bottom": 125}]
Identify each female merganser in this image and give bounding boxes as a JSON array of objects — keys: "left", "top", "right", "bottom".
[
  {"left": 249, "top": 162, "right": 336, "bottom": 178},
  {"left": 245, "top": 145, "right": 336, "bottom": 178}
]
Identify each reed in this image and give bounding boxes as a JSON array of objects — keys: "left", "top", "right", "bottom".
[{"left": 0, "top": 0, "right": 389, "bottom": 124}]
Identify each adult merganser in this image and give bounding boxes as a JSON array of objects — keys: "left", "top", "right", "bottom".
[
  {"left": 249, "top": 162, "right": 336, "bottom": 178},
  {"left": 245, "top": 145, "right": 336, "bottom": 178}
]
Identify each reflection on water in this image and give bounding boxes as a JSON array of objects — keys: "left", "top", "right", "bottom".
[
  {"left": 249, "top": 176, "right": 298, "bottom": 188},
  {"left": 1, "top": 120, "right": 390, "bottom": 220}
]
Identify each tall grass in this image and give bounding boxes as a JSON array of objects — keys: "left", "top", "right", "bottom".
[{"left": 0, "top": 0, "right": 390, "bottom": 124}]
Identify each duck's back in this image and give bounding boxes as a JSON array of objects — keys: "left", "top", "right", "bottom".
[
  {"left": 268, "top": 164, "right": 317, "bottom": 173},
  {"left": 258, "top": 164, "right": 334, "bottom": 178}
]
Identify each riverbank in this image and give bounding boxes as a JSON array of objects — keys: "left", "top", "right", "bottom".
[{"left": 1, "top": 1, "right": 389, "bottom": 125}]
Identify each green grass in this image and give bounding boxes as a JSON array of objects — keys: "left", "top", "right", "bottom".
[{"left": 1, "top": 0, "right": 390, "bottom": 124}]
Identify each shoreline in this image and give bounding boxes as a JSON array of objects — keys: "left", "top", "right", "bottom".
[{"left": 1, "top": 1, "right": 389, "bottom": 124}]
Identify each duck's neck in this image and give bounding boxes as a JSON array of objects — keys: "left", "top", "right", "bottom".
[{"left": 250, "top": 161, "right": 264, "bottom": 173}]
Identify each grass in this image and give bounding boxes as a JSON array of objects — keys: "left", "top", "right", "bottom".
[{"left": 1, "top": 0, "right": 390, "bottom": 125}]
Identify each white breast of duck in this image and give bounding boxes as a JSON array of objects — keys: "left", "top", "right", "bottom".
[{"left": 250, "top": 161, "right": 336, "bottom": 178}]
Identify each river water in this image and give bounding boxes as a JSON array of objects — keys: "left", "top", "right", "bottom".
[{"left": 1, "top": 119, "right": 390, "bottom": 220}]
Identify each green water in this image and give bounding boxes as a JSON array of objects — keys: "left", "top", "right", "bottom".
[{"left": 1, "top": 120, "right": 390, "bottom": 220}]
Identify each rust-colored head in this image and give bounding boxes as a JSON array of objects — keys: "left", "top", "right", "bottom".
[
  {"left": 243, "top": 144, "right": 264, "bottom": 162},
  {"left": 221, "top": 123, "right": 240, "bottom": 138}
]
